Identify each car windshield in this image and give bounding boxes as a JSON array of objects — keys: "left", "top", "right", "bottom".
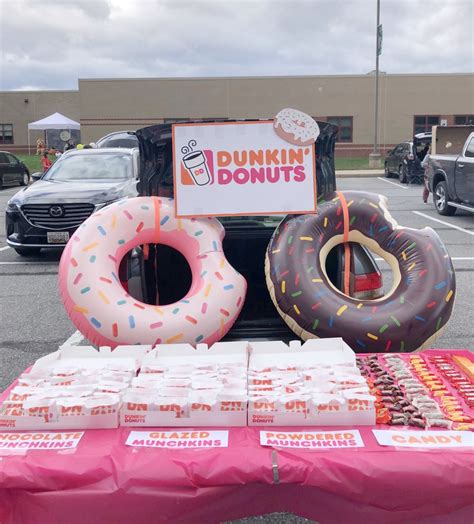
[
  {"left": 99, "top": 138, "right": 138, "bottom": 148},
  {"left": 44, "top": 153, "right": 132, "bottom": 182}
]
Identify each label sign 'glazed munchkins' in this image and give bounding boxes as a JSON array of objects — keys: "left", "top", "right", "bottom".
[{"left": 172, "top": 116, "right": 318, "bottom": 217}]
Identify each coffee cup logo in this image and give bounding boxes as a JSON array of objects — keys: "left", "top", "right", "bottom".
[{"left": 181, "top": 140, "right": 211, "bottom": 186}]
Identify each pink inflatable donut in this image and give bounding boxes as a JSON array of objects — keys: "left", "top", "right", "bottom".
[{"left": 59, "top": 197, "right": 247, "bottom": 347}]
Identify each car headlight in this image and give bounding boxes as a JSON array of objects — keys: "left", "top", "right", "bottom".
[{"left": 6, "top": 201, "right": 20, "bottom": 211}]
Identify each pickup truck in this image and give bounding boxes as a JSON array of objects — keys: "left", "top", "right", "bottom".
[{"left": 427, "top": 125, "right": 474, "bottom": 215}]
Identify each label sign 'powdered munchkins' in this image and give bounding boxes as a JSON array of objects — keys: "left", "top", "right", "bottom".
[
  {"left": 172, "top": 120, "right": 316, "bottom": 217},
  {"left": 260, "top": 430, "right": 364, "bottom": 449},
  {"left": 0, "top": 431, "right": 84, "bottom": 453},
  {"left": 125, "top": 430, "right": 229, "bottom": 448},
  {"left": 373, "top": 430, "right": 474, "bottom": 448}
]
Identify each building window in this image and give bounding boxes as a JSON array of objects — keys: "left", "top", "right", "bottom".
[
  {"left": 454, "top": 115, "right": 474, "bottom": 125},
  {"left": 326, "top": 117, "right": 353, "bottom": 142},
  {"left": 0, "top": 124, "right": 13, "bottom": 144},
  {"left": 414, "top": 116, "right": 439, "bottom": 134}
]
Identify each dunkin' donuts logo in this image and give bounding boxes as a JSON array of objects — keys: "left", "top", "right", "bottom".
[
  {"left": 180, "top": 140, "right": 213, "bottom": 186},
  {"left": 180, "top": 139, "right": 311, "bottom": 187}
]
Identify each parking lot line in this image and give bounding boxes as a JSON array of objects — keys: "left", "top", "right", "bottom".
[
  {"left": 0, "top": 246, "right": 10, "bottom": 251},
  {"left": 377, "top": 177, "right": 408, "bottom": 190},
  {"left": 412, "top": 211, "right": 474, "bottom": 236}
]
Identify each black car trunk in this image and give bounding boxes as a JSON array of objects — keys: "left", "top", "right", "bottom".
[
  {"left": 136, "top": 120, "right": 337, "bottom": 200},
  {"left": 135, "top": 120, "right": 338, "bottom": 342}
]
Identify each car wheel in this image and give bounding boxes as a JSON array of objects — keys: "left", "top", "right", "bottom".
[
  {"left": 20, "top": 172, "right": 30, "bottom": 186},
  {"left": 384, "top": 162, "right": 391, "bottom": 178},
  {"left": 14, "top": 247, "right": 41, "bottom": 257},
  {"left": 434, "top": 181, "right": 456, "bottom": 216},
  {"left": 398, "top": 164, "right": 407, "bottom": 184}
]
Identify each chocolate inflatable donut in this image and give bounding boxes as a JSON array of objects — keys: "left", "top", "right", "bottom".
[{"left": 265, "top": 191, "right": 455, "bottom": 353}]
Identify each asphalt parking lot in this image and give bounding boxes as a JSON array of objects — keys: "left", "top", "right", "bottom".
[{"left": 0, "top": 176, "right": 473, "bottom": 392}]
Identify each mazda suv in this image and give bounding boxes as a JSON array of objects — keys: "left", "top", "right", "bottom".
[{"left": 5, "top": 148, "right": 139, "bottom": 256}]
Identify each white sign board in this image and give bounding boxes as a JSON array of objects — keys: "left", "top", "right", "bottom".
[
  {"left": 260, "top": 429, "right": 364, "bottom": 449},
  {"left": 125, "top": 430, "right": 229, "bottom": 449},
  {"left": 172, "top": 121, "right": 317, "bottom": 217},
  {"left": 0, "top": 431, "right": 84, "bottom": 452},
  {"left": 373, "top": 430, "right": 474, "bottom": 448}
]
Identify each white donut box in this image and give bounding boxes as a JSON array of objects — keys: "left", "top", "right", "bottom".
[
  {"left": 119, "top": 341, "right": 250, "bottom": 427},
  {"left": 247, "top": 339, "right": 376, "bottom": 426},
  {"left": 0, "top": 345, "right": 151, "bottom": 431}
]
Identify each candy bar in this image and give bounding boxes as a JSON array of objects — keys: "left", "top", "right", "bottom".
[
  {"left": 452, "top": 356, "right": 474, "bottom": 381},
  {"left": 427, "top": 419, "right": 452, "bottom": 428},
  {"left": 408, "top": 417, "right": 426, "bottom": 428}
]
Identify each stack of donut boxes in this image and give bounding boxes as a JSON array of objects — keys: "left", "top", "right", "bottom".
[
  {"left": 0, "top": 339, "right": 375, "bottom": 429},
  {"left": 121, "top": 338, "right": 376, "bottom": 427}
]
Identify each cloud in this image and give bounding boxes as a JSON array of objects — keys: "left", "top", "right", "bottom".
[{"left": 0, "top": 0, "right": 472, "bottom": 90}]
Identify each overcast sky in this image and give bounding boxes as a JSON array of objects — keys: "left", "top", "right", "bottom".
[{"left": 0, "top": 0, "right": 472, "bottom": 91}]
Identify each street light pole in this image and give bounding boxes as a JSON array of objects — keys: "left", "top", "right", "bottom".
[{"left": 369, "top": 0, "right": 382, "bottom": 167}]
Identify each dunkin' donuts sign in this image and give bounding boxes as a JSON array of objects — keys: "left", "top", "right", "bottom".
[{"left": 172, "top": 112, "right": 318, "bottom": 217}]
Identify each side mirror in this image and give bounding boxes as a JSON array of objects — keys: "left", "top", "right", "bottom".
[{"left": 31, "top": 172, "right": 43, "bottom": 182}]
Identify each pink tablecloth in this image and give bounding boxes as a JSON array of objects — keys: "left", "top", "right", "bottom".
[{"left": 1, "top": 351, "right": 473, "bottom": 524}]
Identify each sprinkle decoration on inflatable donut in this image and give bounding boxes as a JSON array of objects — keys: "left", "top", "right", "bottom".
[
  {"left": 59, "top": 197, "right": 247, "bottom": 348},
  {"left": 274, "top": 108, "right": 320, "bottom": 146},
  {"left": 265, "top": 190, "right": 456, "bottom": 352}
]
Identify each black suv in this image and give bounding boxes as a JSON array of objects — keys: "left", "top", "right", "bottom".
[
  {"left": 124, "top": 121, "right": 383, "bottom": 342},
  {"left": 384, "top": 132, "right": 431, "bottom": 183},
  {"left": 5, "top": 148, "right": 139, "bottom": 256}
]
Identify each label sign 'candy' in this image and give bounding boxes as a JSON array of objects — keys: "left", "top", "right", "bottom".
[{"left": 373, "top": 430, "right": 474, "bottom": 448}]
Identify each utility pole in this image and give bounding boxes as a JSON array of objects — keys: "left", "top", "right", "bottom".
[{"left": 369, "top": 0, "right": 382, "bottom": 168}]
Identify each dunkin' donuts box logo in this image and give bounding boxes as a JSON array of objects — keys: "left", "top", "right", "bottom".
[{"left": 173, "top": 116, "right": 317, "bottom": 218}]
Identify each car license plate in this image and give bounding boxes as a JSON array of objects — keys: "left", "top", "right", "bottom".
[{"left": 47, "top": 232, "right": 70, "bottom": 244}]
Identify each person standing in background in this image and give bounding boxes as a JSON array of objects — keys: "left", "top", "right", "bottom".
[
  {"left": 64, "top": 139, "right": 75, "bottom": 152},
  {"left": 41, "top": 151, "right": 52, "bottom": 172},
  {"left": 421, "top": 145, "right": 431, "bottom": 204}
]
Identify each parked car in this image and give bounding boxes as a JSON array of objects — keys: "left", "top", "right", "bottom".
[
  {"left": 427, "top": 126, "right": 474, "bottom": 215},
  {"left": 130, "top": 121, "right": 383, "bottom": 343},
  {"left": 384, "top": 132, "right": 431, "bottom": 183},
  {"left": 5, "top": 148, "right": 139, "bottom": 256},
  {"left": 0, "top": 151, "right": 30, "bottom": 188},
  {"left": 96, "top": 131, "right": 139, "bottom": 149}
]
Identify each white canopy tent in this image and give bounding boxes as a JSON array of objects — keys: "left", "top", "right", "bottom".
[{"left": 27, "top": 112, "right": 80, "bottom": 154}]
